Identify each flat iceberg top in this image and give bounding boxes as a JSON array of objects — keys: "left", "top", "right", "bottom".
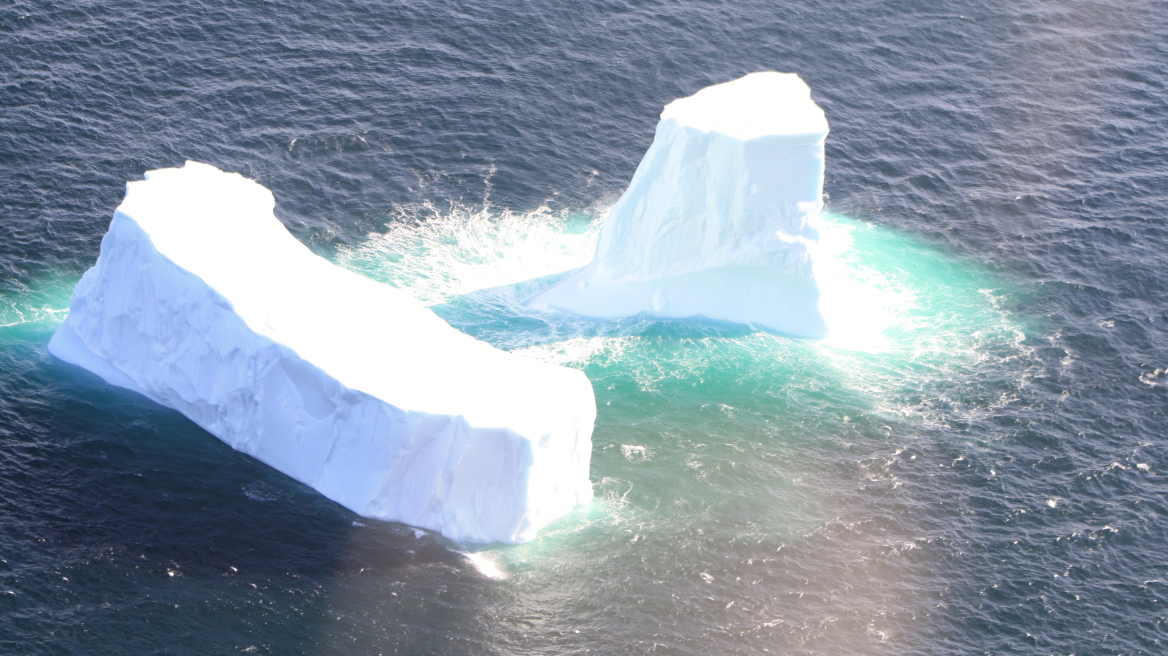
[
  {"left": 118, "top": 161, "right": 576, "bottom": 435},
  {"left": 660, "top": 71, "right": 828, "bottom": 141}
]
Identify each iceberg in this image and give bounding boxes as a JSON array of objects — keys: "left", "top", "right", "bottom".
[
  {"left": 49, "top": 161, "right": 595, "bottom": 544},
  {"left": 527, "top": 72, "right": 831, "bottom": 338}
]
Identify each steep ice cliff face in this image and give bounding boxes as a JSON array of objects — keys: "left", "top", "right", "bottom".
[
  {"left": 527, "top": 72, "right": 831, "bottom": 338},
  {"left": 50, "top": 161, "right": 595, "bottom": 544}
]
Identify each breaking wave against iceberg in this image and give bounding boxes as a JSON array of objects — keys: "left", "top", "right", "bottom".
[
  {"left": 334, "top": 201, "right": 1028, "bottom": 373},
  {"left": 335, "top": 201, "right": 602, "bottom": 306},
  {"left": 334, "top": 198, "right": 1037, "bottom": 442}
]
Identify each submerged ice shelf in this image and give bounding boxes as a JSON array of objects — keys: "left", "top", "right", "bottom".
[
  {"left": 49, "top": 161, "right": 595, "bottom": 544},
  {"left": 528, "top": 72, "right": 832, "bottom": 339}
]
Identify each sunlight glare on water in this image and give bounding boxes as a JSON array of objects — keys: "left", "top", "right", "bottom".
[{"left": 813, "top": 212, "right": 910, "bottom": 353}]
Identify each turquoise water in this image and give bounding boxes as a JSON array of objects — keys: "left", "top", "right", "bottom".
[{"left": 337, "top": 204, "right": 1031, "bottom": 559}]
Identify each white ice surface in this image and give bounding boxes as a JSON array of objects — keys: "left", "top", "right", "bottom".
[
  {"left": 527, "top": 72, "right": 832, "bottom": 338},
  {"left": 49, "top": 161, "right": 595, "bottom": 544}
]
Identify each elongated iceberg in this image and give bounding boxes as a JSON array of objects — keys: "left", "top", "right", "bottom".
[
  {"left": 49, "top": 161, "right": 594, "bottom": 544},
  {"left": 527, "top": 72, "right": 831, "bottom": 338}
]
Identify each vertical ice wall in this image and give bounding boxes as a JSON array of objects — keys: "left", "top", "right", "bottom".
[
  {"left": 527, "top": 72, "right": 831, "bottom": 338},
  {"left": 49, "top": 161, "right": 595, "bottom": 544}
]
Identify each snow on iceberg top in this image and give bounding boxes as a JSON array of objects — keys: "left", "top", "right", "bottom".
[
  {"left": 660, "top": 71, "right": 828, "bottom": 142},
  {"left": 116, "top": 161, "right": 582, "bottom": 435}
]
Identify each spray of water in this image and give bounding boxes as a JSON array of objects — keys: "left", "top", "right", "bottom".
[
  {"left": 336, "top": 204, "right": 924, "bottom": 356},
  {"left": 0, "top": 275, "right": 74, "bottom": 333},
  {"left": 332, "top": 202, "right": 1038, "bottom": 441},
  {"left": 334, "top": 201, "right": 601, "bottom": 306}
]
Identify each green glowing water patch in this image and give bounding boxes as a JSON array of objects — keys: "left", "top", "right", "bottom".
[
  {"left": 808, "top": 212, "right": 1035, "bottom": 426},
  {"left": 335, "top": 205, "right": 1034, "bottom": 562},
  {"left": 333, "top": 204, "right": 1036, "bottom": 435},
  {"left": 0, "top": 274, "right": 75, "bottom": 336},
  {"left": 812, "top": 211, "right": 1024, "bottom": 355}
]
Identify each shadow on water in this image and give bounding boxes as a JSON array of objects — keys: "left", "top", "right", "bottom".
[{"left": 0, "top": 325, "right": 503, "bottom": 655}]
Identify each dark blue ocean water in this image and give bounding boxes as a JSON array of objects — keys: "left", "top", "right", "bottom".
[{"left": 3, "top": 0, "right": 1168, "bottom": 653}]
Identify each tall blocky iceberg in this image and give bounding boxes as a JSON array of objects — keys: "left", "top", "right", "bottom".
[
  {"left": 527, "top": 72, "right": 831, "bottom": 338},
  {"left": 49, "top": 161, "right": 595, "bottom": 544}
]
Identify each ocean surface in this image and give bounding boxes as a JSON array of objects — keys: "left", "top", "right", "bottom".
[{"left": 2, "top": 0, "right": 1167, "bottom": 653}]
